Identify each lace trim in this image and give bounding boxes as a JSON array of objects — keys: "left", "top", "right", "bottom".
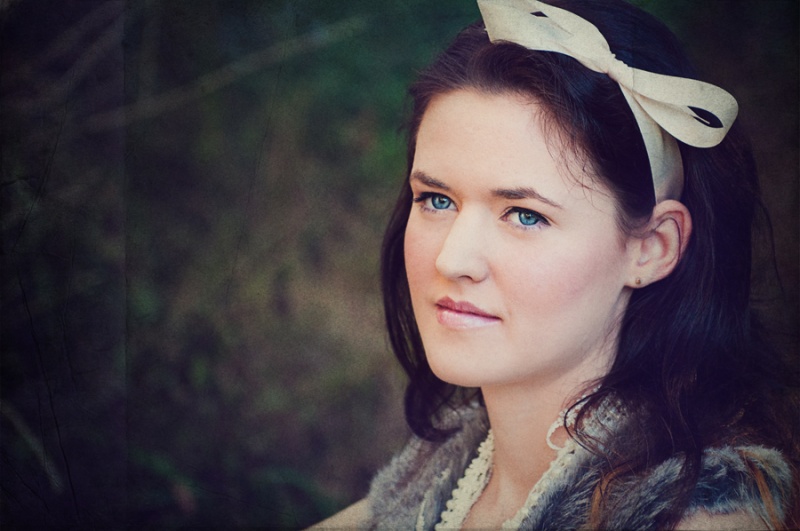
[{"left": 434, "top": 431, "right": 494, "bottom": 530}]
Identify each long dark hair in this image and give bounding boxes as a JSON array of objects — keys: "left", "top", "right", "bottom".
[{"left": 381, "top": 0, "right": 796, "bottom": 527}]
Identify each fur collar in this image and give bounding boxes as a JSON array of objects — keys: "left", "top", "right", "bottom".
[{"left": 366, "top": 405, "right": 792, "bottom": 530}]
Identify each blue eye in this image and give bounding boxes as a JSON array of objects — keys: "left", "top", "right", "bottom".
[
  {"left": 504, "top": 207, "right": 548, "bottom": 229},
  {"left": 414, "top": 192, "right": 454, "bottom": 211},
  {"left": 430, "top": 194, "right": 452, "bottom": 210},
  {"left": 516, "top": 210, "right": 542, "bottom": 226}
]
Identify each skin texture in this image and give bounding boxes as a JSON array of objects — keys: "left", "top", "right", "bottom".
[
  {"left": 307, "top": 497, "right": 369, "bottom": 529},
  {"left": 676, "top": 510, "right": 768, "bottom": 530}
]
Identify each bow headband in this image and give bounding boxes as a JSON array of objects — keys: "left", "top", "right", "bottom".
[{"left": 477, "top": 0, "right": 738, "bottom": 201}]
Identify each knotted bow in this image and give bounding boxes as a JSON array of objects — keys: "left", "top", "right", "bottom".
[{"left": 477, "top": 0, "right": 738, "bottom": 201}]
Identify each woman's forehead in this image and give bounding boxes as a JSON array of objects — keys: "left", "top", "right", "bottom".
[{"left": 414, "top": 89, "right": 609, "bottom": 200}]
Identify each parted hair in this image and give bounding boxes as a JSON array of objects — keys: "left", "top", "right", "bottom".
[{"left": 380, "top": 0, "right": 797, "bottom": 528}]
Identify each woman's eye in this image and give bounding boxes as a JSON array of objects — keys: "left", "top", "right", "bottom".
[
  {"left": 414, "top": 192, "right": 454, "bottom": 211},
  {"left": 430, "top": 195, "right": 452, "bottom": 210},
  {"left": 506, "top": 207, "right": 547, "bottom": 228}
]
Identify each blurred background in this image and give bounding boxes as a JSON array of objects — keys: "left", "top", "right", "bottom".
[{"left": 1, "top": 0, "right": 796, "bottom": 527}]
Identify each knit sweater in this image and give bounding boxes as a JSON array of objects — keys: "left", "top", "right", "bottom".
[{"left": 366, "top": 405, "right": 792, "bottom": 530}]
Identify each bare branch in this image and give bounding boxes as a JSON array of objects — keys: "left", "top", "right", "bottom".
[
  {"left": 8, "top": 14, "right": 126, "bottom": 114},
  {"left": 82, "top": 15, "right": 368, "bottom": 132},
  {"left": 0, "top": 400, "right": 64, "bottom": 494},
  {"left": 2, "top": 1, "right": 126, "bottom": 89}
]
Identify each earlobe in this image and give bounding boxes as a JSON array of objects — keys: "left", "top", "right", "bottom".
[{"left": 628, "top": 200, "right": 692, "bottom": 287}]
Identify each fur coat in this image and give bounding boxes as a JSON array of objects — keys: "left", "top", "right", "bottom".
[{"left": 366, "top": 405, "right": 792, "bottom": 530}]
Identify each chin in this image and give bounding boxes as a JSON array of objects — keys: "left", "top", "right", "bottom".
[
  {"left": 432, "top": 371, "right": 483, "bottom": 389},
  {"left": 427, "top": 355, "right": 477, "bottom": 387},
  {"left": 426, "top": 352, "right": 508, "bottom": 389}
]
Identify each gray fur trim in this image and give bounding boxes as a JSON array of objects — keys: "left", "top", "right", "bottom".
[
  {"left": 686, "top": 445, "right": 792, "bottom": 523},
  {"left": 366, "top": 406, "right": 793, "bottom": 530},
  {"left": 367, "top": 405, "right": 489, "bottom": 530}
]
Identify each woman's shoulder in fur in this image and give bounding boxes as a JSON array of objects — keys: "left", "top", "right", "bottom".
[
  {"left": 688, "top": 443, "right": 792, "bottom": 522},
  {"left": 366, "top": 404, "right": 488, "bottom": 527}
]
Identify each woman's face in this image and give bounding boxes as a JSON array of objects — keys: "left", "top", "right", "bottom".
[{"left": 404, "top": 89, "right": 638, "bottom": 392}]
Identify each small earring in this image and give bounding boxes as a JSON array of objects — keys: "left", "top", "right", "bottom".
[{"left": 635, "top": 277, "right": 642, "bottom": 286}]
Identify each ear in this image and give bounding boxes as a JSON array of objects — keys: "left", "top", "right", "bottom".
[{"left": 626, "top": 200, "right": 692, "bottom": 288}]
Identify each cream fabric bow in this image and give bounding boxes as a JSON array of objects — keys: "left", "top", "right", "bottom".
[{"left": 477, "top": 0, "right": 739, "bottom": 201}]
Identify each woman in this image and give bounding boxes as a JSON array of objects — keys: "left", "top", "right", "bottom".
[{"left": 314, "top": 0, "right": 797, "bottom": 528}]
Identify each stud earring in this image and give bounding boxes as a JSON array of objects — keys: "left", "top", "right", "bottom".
[{"left": 635, "top": 277, "right": 642, "bottom": 286}]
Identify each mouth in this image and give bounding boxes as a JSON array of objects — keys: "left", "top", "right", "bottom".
[{"left": 435, "top": 296, "right": 501, "bottom": 329}]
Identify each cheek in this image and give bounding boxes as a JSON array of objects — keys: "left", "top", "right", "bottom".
[
  {"left": 503, "top": 239, "right": 626, "bottom": 317},
  {"left": 502, "top": 256, "right": 574, "bottom": 314},
  {"left": 404, "top": 216, "right": 437, "bottom": 292}
]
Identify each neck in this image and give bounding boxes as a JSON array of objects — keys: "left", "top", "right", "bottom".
[{"left": 480, "top": 379, "right": 594, "bottom": 506}]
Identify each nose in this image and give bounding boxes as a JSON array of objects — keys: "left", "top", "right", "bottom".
[{"left": 435, "top": 210, "right": 490, "bottom": 282}]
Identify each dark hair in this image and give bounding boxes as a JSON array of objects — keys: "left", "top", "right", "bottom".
[{"left": 381, "top": 0, "right": 797, "bottom": 527}]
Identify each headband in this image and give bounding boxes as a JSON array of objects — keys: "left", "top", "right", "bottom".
[{"left": 477, "top": 0, "right": 738, "bottom": 201}]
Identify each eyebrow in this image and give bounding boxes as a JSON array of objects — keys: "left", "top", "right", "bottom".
[
  {"left": 410, "top": 170, "right": 562, "bottom": 209},
  {"left": 409, "top": 170, "right": 451, "bottom": 191},
  {"left": 491, "top": 186, "right": 563, "bottom": 209}
]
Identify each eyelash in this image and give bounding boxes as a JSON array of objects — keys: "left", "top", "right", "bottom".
[
  {"left": 502, "top": 207, "right": 549, "bottom": 229},
  {"left": 413, "top": 192, "right": 454, "bottom": 213},
  {"left": 412, "top": 192, "right": 550, "bottom": 230}
]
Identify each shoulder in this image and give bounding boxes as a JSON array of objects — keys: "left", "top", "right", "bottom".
[
  {"left": 307, "top": 498, "right": 370, "bottom": 530},
  {"left": 684, "top": 444, "right": 793, "bottom": 528},
  {"left": 365, "top": 404, "right": 489, "bottom": 528},
  {"left": 604, "top": 442, "right": 793, "bottom": 529},
  {"left": 691, "top": 445, "right": 792, "bottom": 509},
  {"left": 676, "top": 509, "right": 768, "bottom": 530}
]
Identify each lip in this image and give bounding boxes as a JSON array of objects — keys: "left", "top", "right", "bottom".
[{"left": 435, "top": 296, "right": 501, "bottom": 329}]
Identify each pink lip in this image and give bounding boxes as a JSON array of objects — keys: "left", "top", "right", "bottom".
[{"left": 435, "top": 297, "right": 500, "bottom": 329}]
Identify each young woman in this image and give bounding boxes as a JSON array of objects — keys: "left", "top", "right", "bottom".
[{"left": 314, "top": 0, "right": 797, "bottom": 528}]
